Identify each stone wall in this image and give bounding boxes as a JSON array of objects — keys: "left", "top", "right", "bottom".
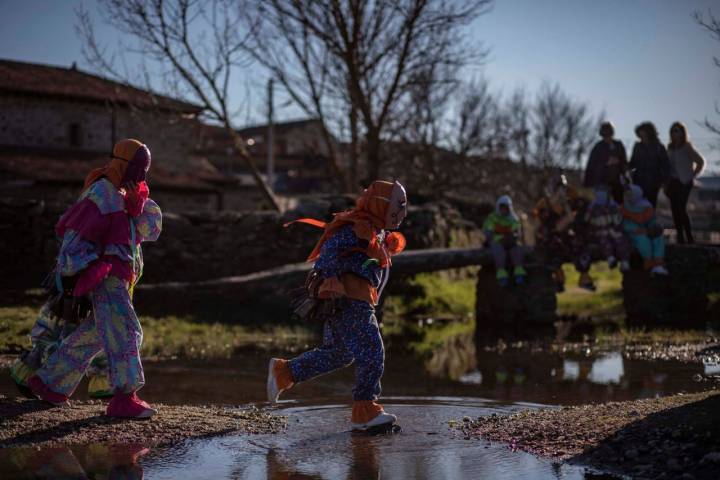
[
  {"left": 0, "top": 195, "right": 482, "bottom": 294},
  {"left": 622, "top": 245, "right": 720, "bottom": 327},
  {"left": 0, "top": 93, "right": 199, "bottom": 171},
  {"left": 474, "top": 244, "right": 720, "bottom": 343}
]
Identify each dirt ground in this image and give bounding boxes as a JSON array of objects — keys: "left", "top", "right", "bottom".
[
  {"left": 0, "top": 395, "right": 286, "bottom": 448},
  {"left": 456, "top": 389, "right": 720, "bottom": 480}
]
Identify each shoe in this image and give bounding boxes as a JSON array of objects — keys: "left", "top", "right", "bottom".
[
  {"left": 106, "top": 392, "right": 157, "bottom": 418},
  {"left": 578, "top": 272, "right": 596, "bottom": 291},
  {"left": 496, "top": 268, "right": 510, "bottom": 287},
  {"left": 514, "top": 275, "right": 525, "bottom": 285},
  {"left": 607, "top": 256, "right": 617, "bottom": 269},
  {"left": 513, "top": 266, "right": 527, "bottom": 285},
  {"left": 619, "top": 260, "right": 630, "bottom": 272},
  {"left": 267, "top": 358, "right": 294, "bottom": 403},
  {"left": 351, "top": 411, "right": 397, "bottom": 431},
  {"left": 651, "top": 265, "right": 669, "bottom": 276},
  {"left": 27, "top": 375, "right": 69, "bottom": 407}
]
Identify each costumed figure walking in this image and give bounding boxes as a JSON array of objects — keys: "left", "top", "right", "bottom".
[
  {"left": 267, "top": 180, "right": 408, "bottom": 432},
  {"left": 19, "top": 139, "right": 161, "bottom": 418}
]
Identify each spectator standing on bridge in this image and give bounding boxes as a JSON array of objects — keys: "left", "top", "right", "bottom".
[
  {"left": 533, "top": 175, "right": 595, "bottom": 292},
  {"left": 666, "top": 122, "right": 705, "bottom": 244},
  {"left": 629, "top": 122, "right": 671, "bottom": 208},
  {"left": 483, "top": 195, "right": 526, "bottom": 286},
  {"left": 584, "top": 121, "right": 628, "bottom": 203},
  {"left": 268, "top": 180, "right": 407, "bottom": 432},
  {"left": 621, "top": 184, "right": 669, "bottom": 276},
  {"left": 586, "top": 185, "right": 631, "bottom": 272},
  {"left": 25, "top": 139, "right": 162, "bottom": 418}
]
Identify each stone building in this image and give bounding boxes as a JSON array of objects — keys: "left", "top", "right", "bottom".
[
  {"left": 196, "top": 118, "right": 338, "bottom": 196},
  {"left": 0, "top": 59, "right": 342, "bottom": 213},
  {"left": 0, "top": 59, "right": 227, "bottom": 211}
]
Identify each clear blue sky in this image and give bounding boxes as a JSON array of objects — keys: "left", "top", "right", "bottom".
[{"left": 1, "top": 0, "right": 719, "bottom": 169}]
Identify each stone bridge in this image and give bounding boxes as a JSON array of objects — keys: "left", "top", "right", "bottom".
[{"left": 136, "top": 244, "right": 720, "bottom": 339}]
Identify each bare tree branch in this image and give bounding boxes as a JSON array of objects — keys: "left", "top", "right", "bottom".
[{"left": 76, "top": 0, "right": 281, "bottom": 210}]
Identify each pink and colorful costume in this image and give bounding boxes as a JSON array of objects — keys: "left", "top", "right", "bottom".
[{"left": 29, "top": 139, "right": 161, "bottom": 417}]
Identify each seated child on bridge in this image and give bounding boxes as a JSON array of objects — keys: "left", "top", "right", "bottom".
[
  {"left": 26, "top": 139, "right": 162, "bottom": 418},
  {"left": 533, "top": 175, "right": 595, "bottom": 292},
  {"left": 483, "top": 195, "right": 525, "bottom": 286},
  {"left": 586, "top": 185, "right": 631, "bottom": 272},
  {"left": 267, "top": 180, "right": 407, "bottom": 431},
  {"left": 621, "top": 184, "right": 669, "bottom": 276}
]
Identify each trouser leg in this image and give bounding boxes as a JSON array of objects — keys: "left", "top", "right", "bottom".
[
  {"left": 289, "top": 312, "right": 355, "bottom": 383},
  {"left": 36, "top": 315, "right": 103, "bottom": 397},
  {"left": 490, "top": 242, "right": 507, "bottom": 271},
  {"left": 91, "top": 276, "right": 145, "bottom": 394}
]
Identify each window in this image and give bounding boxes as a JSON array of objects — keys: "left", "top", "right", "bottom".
[{"left": 69, "top": 123, "right": 82, "bottom": 147}]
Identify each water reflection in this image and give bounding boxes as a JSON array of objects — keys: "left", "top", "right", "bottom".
[
  {"left": 135, "top": 402, "right": 589, "bottom": 480},
  {"left": 413, "top": 332, "right": 712, "bottom": 405},
  {"left": 0, "top": 444, "right": 148, "bottom": 479}
]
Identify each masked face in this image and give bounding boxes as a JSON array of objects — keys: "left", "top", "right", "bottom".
[
  {"left": 121, "top": 145, "right": 152, "bottom": 185},
  {"left": 385, "top": 181, "right": 408, "bottom": 230}
]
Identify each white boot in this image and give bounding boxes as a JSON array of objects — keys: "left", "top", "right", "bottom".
[
  {"left": 651, "top": 265, "right": 669, "bottom": 276},
  {"left": 351, "top": 411, "right": 397, "bottom": 431},
  {"left": 267, "top": 358, "right": 283, "bottom": 403}
]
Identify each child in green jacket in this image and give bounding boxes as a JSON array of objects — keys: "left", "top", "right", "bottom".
[{"left": 483, "top": 195, "right": 525, "bottom": 286}]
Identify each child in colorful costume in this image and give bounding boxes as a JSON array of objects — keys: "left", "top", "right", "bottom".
[
  {"left": 267, "top": 180, "right": 408, "bottom": 431},
  {"left": 586, "top": 186, "right": 631, "bottom": 272},
  {"left": 533, "top": 175, "right": 595, "bottom": 292},
  {"left": 26, "top": 139, "right": 162, "bottom": 418},
  {"left": 10, "top": 314, "right": 113, "bottom": 399},
  {"left": 483, "top": 195, "right": 525, "bottom": 286},
  {"left": 621, "top": 184, "right": 669, "bottom": 276}
]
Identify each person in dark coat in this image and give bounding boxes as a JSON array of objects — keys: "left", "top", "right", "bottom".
[
  {"left": 629, "top": 122, "right": 671, "bottom": 208},
  {"left": 584, "top": 121, "right": 627, "bottom": 203}
]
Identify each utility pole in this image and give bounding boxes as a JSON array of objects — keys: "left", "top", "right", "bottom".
[{"left": 267, "top": 78, "right": 275, "bottom": 191}]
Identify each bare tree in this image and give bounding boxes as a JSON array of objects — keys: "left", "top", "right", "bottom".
[
  {"left": 243, "top": 0, "right": 492, "bottom": 188},
  {"left": 453, "top": 78, "right": 500, "bottom": 158},
  {"left": 694, "top": 8, "right": 720, "bottom": 144},
  {"left": 76, "top": 0, "right": 281, "bottom": 210},
  {"left": 530, "top": 82, "right": 597, "bottom": 171}
]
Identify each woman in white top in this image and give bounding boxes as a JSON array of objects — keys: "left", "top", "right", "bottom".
[{"left": 666, "top": 122, "right": 705, "bottom": 244}]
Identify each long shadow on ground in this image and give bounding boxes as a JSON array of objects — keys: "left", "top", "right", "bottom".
[{"left": 571, "top": 393, "right": 720, "bottom": 479}]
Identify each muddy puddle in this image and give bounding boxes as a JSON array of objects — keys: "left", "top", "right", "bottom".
[
  {"left": 0, "top": 399, "right": 595, "bottom": 479},
  {"left": 0, "top": 345, "right": 717, "bottom": 479}
]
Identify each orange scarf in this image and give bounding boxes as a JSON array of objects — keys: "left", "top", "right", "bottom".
[
  {"left": 286, "top": 181, "right": 406, "bottom": 267},
  {"left": 83, "top": 139, "right": 143, "bottom": 192}
]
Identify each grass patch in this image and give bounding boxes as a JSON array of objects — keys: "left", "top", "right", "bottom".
[
  {"left": 382, "top": 271, "right": 476, "bottom": 355},
  {"left": 556, "top": 262, "right": 624, "bottom": 319},
  {"left": 0, "top": 303, "right": 315, "bottom": 359},
  {"left": 384, "top": 271, "right": 476, "bottom": 324},
  {"left": 594, "top": 327, "right": 712, "bottom": 346}
]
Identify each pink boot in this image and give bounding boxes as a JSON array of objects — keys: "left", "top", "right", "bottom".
[
  {"left": 106, "top": 392, "right": 157, "bottom": 419},
  {"left": 27, "top": 375, "right": 69, "bottom": 407}
]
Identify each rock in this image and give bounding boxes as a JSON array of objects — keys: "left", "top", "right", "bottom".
[
  {"left": 625, "top": 448, "right": 639, "bottom": 460},
  {"left": 700, "top": 451, "right": 720, "bottom": 464},
  {"left": 667, "top": 458, "right": 682, "bottom": 471}
]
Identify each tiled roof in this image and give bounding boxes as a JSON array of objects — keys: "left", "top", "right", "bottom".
[
  {"left": 0, "top": 152, "right": 223, "bottom": 192},
  {"left": 236, "top": 118, "right": 323, "bottom": 138},
  {"left": 0, "top": 59, "right": 203, "bottom": 113}
]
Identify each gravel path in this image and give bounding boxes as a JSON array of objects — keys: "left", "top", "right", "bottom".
[
  {"left": 0, "top": 395, "right": 286, "bottom": 448},
  {"left": 456, "top": 389, "right": 720, "bottom": 480}
]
